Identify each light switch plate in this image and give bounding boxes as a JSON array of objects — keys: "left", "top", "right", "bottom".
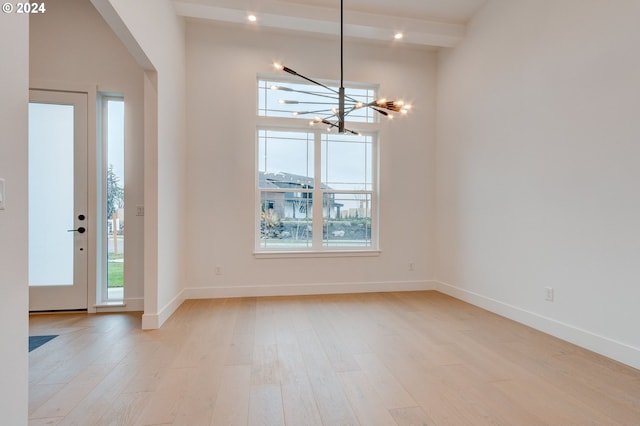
[{"left": 0, "top": 178, "right": 5, "bottom": 210}]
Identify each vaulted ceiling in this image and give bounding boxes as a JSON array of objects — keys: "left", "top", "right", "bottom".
[{"left": 172, "top": 0, "right": 487, "bottom": 47}]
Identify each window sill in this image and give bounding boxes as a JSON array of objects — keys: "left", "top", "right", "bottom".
[
  {"left": 254, "top": 249, "right": 381, "bottom": 259},
  {"left": 94, "top": 301, "right": 125, "bottom": 308}
]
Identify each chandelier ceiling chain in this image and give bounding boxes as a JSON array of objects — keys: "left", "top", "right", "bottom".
[{"left": 272, "top": 0, "right": 411, "bottom": 135}]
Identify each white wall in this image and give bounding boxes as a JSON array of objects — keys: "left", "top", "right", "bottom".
[
  {"left": 98, "top": 0, "right": 188, "bottom": 328},
  {"left": 30, "top": 0, "right": 145, "bottom": 310},
  {"left": 0, "top": 12, "right": 29, "bottom": 426},
  {"left": 185, "top": 23, "right": 436, "bottom": 296},
  {"left": 436, "top": 0, "right": 640, "bottom": 368}
]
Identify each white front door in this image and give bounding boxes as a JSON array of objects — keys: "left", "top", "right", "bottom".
[{"left": 28, "top": 90, "right": 88, "bottom": 311}]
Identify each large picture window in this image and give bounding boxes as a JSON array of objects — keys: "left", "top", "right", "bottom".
[{"left": 256, "top": 75, "right": 379, "bottom": 252}]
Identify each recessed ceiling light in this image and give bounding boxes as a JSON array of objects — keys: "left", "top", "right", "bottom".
[
  {"left": 394, "top": 33, "right": 404, "bottom": 40},
  {"left": 248, "top": 14, "right": 257, "bottom": 22}
]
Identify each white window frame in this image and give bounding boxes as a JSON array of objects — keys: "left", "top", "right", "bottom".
[
  {"left": 96, "top": 93, "right": 125, "bottom": 303},
  {"left": 255, "top": 75, "right": 380, "bottom": 256}
]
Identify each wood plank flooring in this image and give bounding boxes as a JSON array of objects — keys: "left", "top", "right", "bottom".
[{"left": 29, "top": 291, "right": 640, "bottom": 425}]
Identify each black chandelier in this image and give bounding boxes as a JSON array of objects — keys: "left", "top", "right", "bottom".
[{"left": 272, "top": 0, "right": 411, "bottom": 135}]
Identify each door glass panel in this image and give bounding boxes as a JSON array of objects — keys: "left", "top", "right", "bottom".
[{"left": 29, "top": 103, "right": 75, "bottom": 286}]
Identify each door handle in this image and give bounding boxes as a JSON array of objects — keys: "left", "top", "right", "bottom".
[{"left": 67, "top": 227, "right": 86, "bottom": 234}]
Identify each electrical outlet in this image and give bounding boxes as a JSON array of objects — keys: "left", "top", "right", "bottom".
[
  {"left": 136, "top": 205, "right": 144, "bottom": 216},
  {"left": 215, "top": 266, "right": 222, "bottom": 275},
  {"left": 408, "top": 262, "right": 414, "bottom": 271},
  {"left": 544, "top": 286, "right": 554, "bottom": 302}
]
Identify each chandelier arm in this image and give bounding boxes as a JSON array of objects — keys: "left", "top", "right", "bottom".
[
  {"left": 293, "top": 109, "right": 338, "bottom": 115},
  {"left": 277, "top": 88, "right": 340, "bottom": 101},
  {"left": 343, "top": 93, "right": 360, "bottom": 103},
  {"left": 286, "top": 101, "right": 347, "bottom": 105},
  {"left": 321, "top": 118, "right": 359, "bottom": 135},
  {"left": 272, "top": 0, "right": 409, "bottom": 134},
  {"left": 370, "top": 107, "right": 389, "bottom": 116},
  {"left": 343, "top": 105, "right": 360, "bottom": 116},
  {"left": 278, "top": 87, "right": 361, "bottom": 106},
  {"left": 283, "top": 66, "right": 341, "bottom": 96},
  {"left": 290, "top": 71, "right": 367, "bottom": 105},
  {"left": 275, "top": 78, "right": 361, "bottom": 104}
]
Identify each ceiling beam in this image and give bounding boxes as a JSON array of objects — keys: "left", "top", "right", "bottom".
[{"left": 172, "top": 1, "right": 465, "bottom": 48}]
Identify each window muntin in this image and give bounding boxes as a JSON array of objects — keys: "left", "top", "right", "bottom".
[
  {"left": 258, "top": 128, "right": 315, "bottom": 250},
  {"left": 322, "top": 193, "right": 372, "bottom": 248},
  {"left": 258, "top": 129, "right": 313, "bottom": 187},
  {"left": 321, "top": 133, "right": 373, "bottom": 191},
  {"left": 259, "top": 192, "right": 313, "bottom": 249}
]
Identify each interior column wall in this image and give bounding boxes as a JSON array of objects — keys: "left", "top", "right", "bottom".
[
  {"left": 0, "top": 12, "right": 29, "bottom": 425},
  {"left": 101, "top": 0, "right": 188, "bottom": 328}
]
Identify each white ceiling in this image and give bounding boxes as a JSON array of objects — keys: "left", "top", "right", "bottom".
[
  {"left": 278, "top": 0, "right": 487, "bottom": 23},
  {"left": 172, "top": 0, "right": 487, "bottom": 47}
]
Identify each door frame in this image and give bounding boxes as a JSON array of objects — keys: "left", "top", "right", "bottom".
[{"left": 29, "top": 83, "right": 98, "bottom": 313}]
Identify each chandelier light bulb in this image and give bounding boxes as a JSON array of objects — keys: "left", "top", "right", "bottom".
[
  {"left": 270, "top": 1, "right": 411, "bottom": 134},
  {"left": 248, "top": 14, "right": 257, "bottom": 22}
]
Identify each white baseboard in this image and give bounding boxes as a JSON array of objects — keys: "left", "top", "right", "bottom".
[
  {"left": 184, "top": 280, "right": 435, "bottom": 299},
  {"left": 435, "top": 280, "right": 640, "bottom": 371},
  {"left": 140, "top": 281, "right": 433, "bottom": 329},
  {"left": 141, "top": 290, "right": 185, "bottom": 330},
  {"left": 141, "top": 314, "right": 157, "bottom": 330}
]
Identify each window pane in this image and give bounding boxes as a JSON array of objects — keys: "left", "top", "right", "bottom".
[
  {"left": 258, "top": 79, "right": 376, "bottom": 123},
  {"left": 323, "top": 193, "right": 372, "bottom": 247},
  {"left": 322, "top": 133, "right": 373, "bottom": 191},
  {"left": 259, "top": 129, "right": 313, "bottom": 187},
  {"left": 106, "top": 98, "right": 124, "bottom": 299},
  {"left": 260, "top": 192, "right": 313, "bottom": 249}
]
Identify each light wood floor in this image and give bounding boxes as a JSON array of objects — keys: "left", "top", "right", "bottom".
[{"left": 29, "top": 291, "right": 640, "bottom": 425}]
